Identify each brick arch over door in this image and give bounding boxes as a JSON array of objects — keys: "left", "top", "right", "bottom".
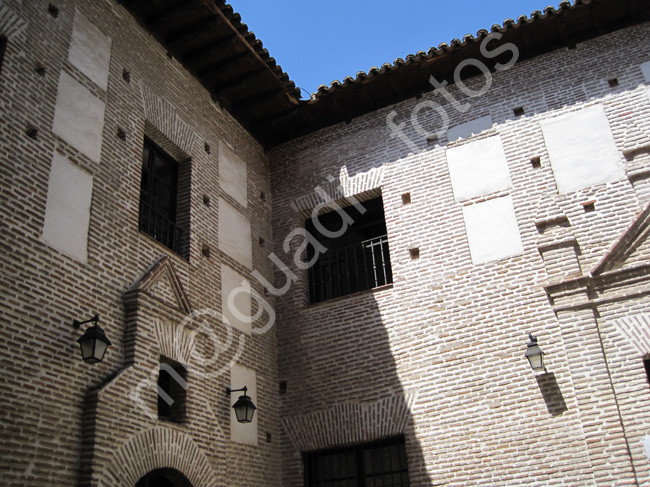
[{"left": 99, "top": 427, "right": 220, "bottom": 487}]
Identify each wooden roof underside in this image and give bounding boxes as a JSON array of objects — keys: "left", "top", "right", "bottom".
[{"left": 120, "top": 0, "right": 650, "bottom": 148}]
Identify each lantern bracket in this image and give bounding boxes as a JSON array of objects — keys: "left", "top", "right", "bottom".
[
  {"left": 225, "top": 386, "right": 248, "bottom": 395},
  {"left": 73, "top": 314, "right": 99, "bottom": 329}
]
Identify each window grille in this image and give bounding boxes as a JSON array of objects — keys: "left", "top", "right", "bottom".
[
  {"left": 303, "top": 436, "right": 410, "bottom": 487},
  {"left": 138, "top": 137, "right": 183, "bottom": 253},
  {"left": 306, "top": 197, "right": 393, "bottom": 304}
]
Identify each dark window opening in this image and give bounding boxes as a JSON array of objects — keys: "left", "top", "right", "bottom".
[
  {"left": 644, "top": 358, "right": 650, "bottom": 387},
  {"left": 306, "top": 196, "right": 392, "bottom": 304},
  {"left": 303, "top": 436, "right": 410, "bottom": 487},
  {"left": 139, "top": 137, "right": 184, "bottom": 253},
  {"left": 0, "top": 37, "right": 7, "bottom": 76},
  {"left": 157, "top": 358, "right": 187, "bottom": 423}
]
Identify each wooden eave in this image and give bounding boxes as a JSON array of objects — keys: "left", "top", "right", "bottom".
[{"left": 119, "top": 0, "right": 650, "bottom": 149}]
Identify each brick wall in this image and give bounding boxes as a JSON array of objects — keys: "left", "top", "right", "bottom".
[
  {"left": 2, "top": 1, "right": 650, "bottom": 486},
  {"left": 270, "top": 22, "right": 650, "bottom": 487},
  {"left": 0, "top": 0, "right": 278, "bottom": 486}
]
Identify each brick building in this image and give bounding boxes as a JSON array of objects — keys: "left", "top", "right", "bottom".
[{"left": 2, "top": 0, "right": 650, "bottom": 486}]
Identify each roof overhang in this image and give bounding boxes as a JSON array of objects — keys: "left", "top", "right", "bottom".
[{"left": 120, "top": 0, "right": 650, "bottom": 149}]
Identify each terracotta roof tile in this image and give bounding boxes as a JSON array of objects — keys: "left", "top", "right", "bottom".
[{"left": 313, "top": 1, "right": 591, "bottom": 98}]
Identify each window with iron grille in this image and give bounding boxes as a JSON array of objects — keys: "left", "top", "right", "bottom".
[
  {"left": 306, "top": 196, "right": 392, "bottom": 304},
  {"left": 303, "top": 436, "right": 410, "bottom": 487},
  {"left": 139, "top": 137, "right": 184, "bottom": 253}
]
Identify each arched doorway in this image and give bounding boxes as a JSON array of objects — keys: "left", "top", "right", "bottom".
[{"left": 136, "top": 468, "right": 193, "bottom": 487}]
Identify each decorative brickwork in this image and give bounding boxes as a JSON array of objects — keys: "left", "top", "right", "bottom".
[
  {"left": 140, "top": 84, "right": 198, "bottom": 157},
  {"left": 100, "top": 427, "right": 220, "bottom": 487},
  {"left": 0, "top": 3, "right": 27, "bottom": 39},
  {"left": 282, "top": 391, "right": 418, "bottom": 452}
]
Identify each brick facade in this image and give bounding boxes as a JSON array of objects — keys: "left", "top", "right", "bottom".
[
  {"left": 270, "top": 21, "right": 650, "bottom": 487},
  {"left": 0, "top": 1, "right": 277, "bottom": 485},
  {"left": 1, "top": 1, "right": 650, "bottom": 486}
]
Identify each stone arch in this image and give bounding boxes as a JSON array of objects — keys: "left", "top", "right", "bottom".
[{"left": 99, "top": 427, "right": 219, "bottom": 487}]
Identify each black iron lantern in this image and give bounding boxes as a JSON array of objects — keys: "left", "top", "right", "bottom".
[
  {"left": 226, "top": 386, "right": 257, "bottom": 423},
  {"left": 524, "top": 333, "right": 545, "bottom": 372},
  {"left": 73, "top": 315, "right": 111, "bottom": 364}
]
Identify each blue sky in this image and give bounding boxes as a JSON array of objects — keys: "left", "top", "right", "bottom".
[{"left": 232, "top": 1, "right": 559, "bottom": 96}]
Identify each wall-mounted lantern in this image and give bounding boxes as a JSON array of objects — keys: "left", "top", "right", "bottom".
[
  {"left": 524, "top": 333, "right": 545, "bottom": 372},
  {"left": 226, "top": 386, "right": 256, "bottom": 423},
  {"left": 73, "top": 315, "right": 111, "bottom": 364}
]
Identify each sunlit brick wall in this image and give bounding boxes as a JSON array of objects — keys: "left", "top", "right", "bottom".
[{"left": 270, "top": 22, "right": 650, "bottom": 487}]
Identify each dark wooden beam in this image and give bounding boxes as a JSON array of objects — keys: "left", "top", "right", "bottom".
[
  {"left": 555, "top": 15, "right": 576, "bottom": 49},
  {"left": 165, "top": 18, "right": 218, "bottom": 51},
  {"left": 183, "top": 35, "right": 238, "bottom": 64},
  {"left": 231, "top": 88, "right": 284, "bottom": 112},
  {"left": 328, "top": 96, "right": 350, "bottom": 123},
  {"left": 209, "top": 67, "right": 266, "bottom": 96},
  {"left": 199, "top": 0, "right": 300, "bottom": 99},
  {"left": 249, "top": 105, "right": 299, "bottom": 131},
  {"left": 198, "top": 51, "right": 252, "bottom": 83},
  {"left": 385, "top": 72, "right": 406, "bottom": 99},
  {"left": 146, "top": 1, "right": 196, "bottom": 29},
  {"left": 518, "top": 24, "right": 534, "bottom": 58},
  {"left": 297, "top": 105, "right": 318, "bottom": 129}
]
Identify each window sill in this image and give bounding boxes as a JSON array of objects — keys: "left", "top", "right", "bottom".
[
  {"left": 305, "top": 282, "right": 393, "bottom": 309},
  {"left": 138, "top": 231, "right": 189, "bottom": 263}
]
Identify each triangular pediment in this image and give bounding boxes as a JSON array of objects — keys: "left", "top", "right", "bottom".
[
  {"left": 591, "top": 201, "right": 650, "bottom": 276},
  {"left": 126, "top": 255, "right": 192, "bottom": 314}
]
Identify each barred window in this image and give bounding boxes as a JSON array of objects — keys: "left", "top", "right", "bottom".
[
  {"left": 139, "top": 137, "right": 183, "bottom": 253},
  {"left": 303, "top": 436, "right": 410, "bottom": 487},
  {"left": 306, "top": 196, "right": 392, "bottom": 304}
]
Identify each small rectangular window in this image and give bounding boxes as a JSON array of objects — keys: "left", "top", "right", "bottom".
[
  {"left": 303, "top": 436, "right": 409, "bottom": 487},
  {"left": 306, "top": 196, "right": 393, "bottom": 303},
  {"left": 0, "top": 36, "right": 7, "bottom": 75},
  {"left": 139, "top": 137, "right": 183, "bottom": 252},
  {"left": 157, "top": 358, "right": 187, "bottom": 423},
  {"left": 644, "top": 358, "right": 650, "bottom": 387}
]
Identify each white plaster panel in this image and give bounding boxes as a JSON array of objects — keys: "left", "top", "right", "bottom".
[
  {"left": 219, "top": 141, "right": 248, "bottom": 208},
  {"left": 446, "top": 135, "right": 512, "bottom": 201},
  {"left": 447, "top": 115, "right": 494, "bottom": 142},
  {"left": 52, "top": 72, "right": 106, "bottom": 163},
  {"left": 41, "top": 152, "right": 93, "bottom": 263},
  {"left": 68, "top": 10, "right": 112, "bottom": 90},
  {"left": 230, "top": 364, "right": 258, "bottom": 445},
  {"left": 462, "top": 196, "right": 523, "bottom": 265},
  {"left": 641, "top": 61, "right": 650, "bottom": 83},
  {"left": 643, "top": 436, "right": 650, "bottom": 461},
  {"left": 221, "top": 265, "right": 252, "bottom": 335},
  {"left": 540, "top": 105, "right": 625, "bottom": 194},
  {"left": 219, "top": 198, "right": 252, "bottom": 268}
]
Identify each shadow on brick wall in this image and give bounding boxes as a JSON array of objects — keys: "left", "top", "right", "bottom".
[
  {"left": 276, "top": 286, "right": 433, "bottom": 486},
  {"left": 535, "top": 372, "right": 569, "bottom": 416}
]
